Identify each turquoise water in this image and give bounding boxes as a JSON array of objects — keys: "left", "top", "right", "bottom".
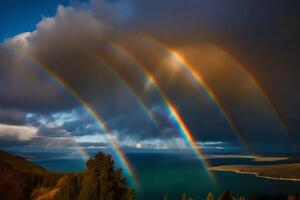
[{"left": 33, "top": 152, "right": 300, "bottom": 200}]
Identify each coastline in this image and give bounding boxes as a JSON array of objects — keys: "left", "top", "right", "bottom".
[
  {"left": 207, "top": 155, "right": 289, "bottom": 162},
  {"left": 210, "top": 166, "right": 300, "bottom": 182}
]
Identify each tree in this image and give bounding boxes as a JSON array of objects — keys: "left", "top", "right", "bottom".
[
  {"left": 55, "top": 152, "right": 135, "bottom": 200},
  {"left": 163, "top": 194, "right": 169, "bottom": 200},
  {"left": 54, "top": 173, "right": 81, "bottom": 200},
  {"left": 0, "top": 150, "right": 134, "bottom": 200},
  {"left": 76, "top": 172, "right": 99, "bottom": 200},
  {"left": 182, "top": 193, "right": 188, "bottom": 200},
  {"left": 206, "top": 192, "right": 214, "bottom": 200},
  {"left": 122, "top": 188, "right": 135, "bottom": 200}
]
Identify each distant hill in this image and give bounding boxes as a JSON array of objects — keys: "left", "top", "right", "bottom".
[
  {"left": 0, "top": 150, "right": 134, "bottom": 200},
  {"left": 0, "top": 150, "right": 51, "bottom": 174}
]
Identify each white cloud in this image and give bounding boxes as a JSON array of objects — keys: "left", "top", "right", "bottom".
[
  {"left": 51, "top": 109, "right": 80, "bottom": 126},
  {"left": 74, "top": 134, "right": 107, "bottom": 143},
  {"left": 0, "top": 124, "right": 38, "bottom": 141},
  {"left": 8, "top": 32, "right": 32, "bottom": 47},
  {"left": 118, "top": 136, "right": 189, "bottom": 149}
]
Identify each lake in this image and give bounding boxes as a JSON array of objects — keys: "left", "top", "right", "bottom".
[{"left": 32, "top": 151, "right": 300, "bottom": 200}]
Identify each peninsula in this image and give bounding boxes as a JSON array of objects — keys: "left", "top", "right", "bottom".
[{"left": 210, "top": 163, "right": 300, "bottom": 182}]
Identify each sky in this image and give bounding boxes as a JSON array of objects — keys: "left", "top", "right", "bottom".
[{"left": 0, "top": 0, "right": 300, "bottom": 155}]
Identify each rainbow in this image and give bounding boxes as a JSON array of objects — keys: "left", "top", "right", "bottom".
[
  {"left": 144, "top": 36, "right": 251, "bottom": 151},
  {"left": 210, "top": 45, "right": 289, "bottom": 136},
  {"left": 104, "top": 43, "right": 215, "bottom": 179},
  {"left": 13, "top": 47, "right": 139, "bottom": 186},
  {"left": 93, "top": 55, "right": 161, "bottom": 132},
  {"left": 167, "top": 103, "right": 210, "bottom": 166}
]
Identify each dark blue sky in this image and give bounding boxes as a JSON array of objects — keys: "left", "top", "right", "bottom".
[{"left": 0, "top": 0, "right": 73, "bottom": 41}]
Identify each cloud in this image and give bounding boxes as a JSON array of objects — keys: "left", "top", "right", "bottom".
[
  {"left": 28, "top": 136, "right": 75, "bottom": 148},
  {"left": 90, "top": 0, "right": 133, "bottom": 22},
  {"left": 0, "top": 0, "right": 299, "bottom": 151},
  {"left": 115, "top": 136, "right": 188, "bottom": 150},
  {"left": 0, "top": 5, "right": 110, "bottom": 112},
  {"left": 74, "top": 134, "right": 107, "bottom": 143},
  {"left": 0, "top": 45, "right": 77, "bottom": 112},
  {"left": 0, "top": 113, "right": 82, "bottom": 149},
  {"left": 9, "top": 32, "right": 31, "bottom": 47},
  {"left": 0, "top": 108, "right": 26, "bottom": 125},
  {"left": 78, "top": 142, "right": 107, "bottom": 149},
  {"left": 0, "top": 124, "right": 38, "bottom": 141}
]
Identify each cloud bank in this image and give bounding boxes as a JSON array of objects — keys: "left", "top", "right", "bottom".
[
  {"left": 0, "top": 124, "right": 38, "bottom": 141},
  {"left": 0, "top": 0, "right": 299, "bottom": 152}
]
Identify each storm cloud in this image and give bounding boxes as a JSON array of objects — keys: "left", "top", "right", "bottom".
[{"left": 0, "top": 0, "right": 299, "bottom": 152}]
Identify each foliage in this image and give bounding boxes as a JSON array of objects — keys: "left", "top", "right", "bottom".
[
  {"left": 206, "top": 192, "right": 214, "bottom": 200},
  {"left": 181, "top": 193, "right": 193, "bottom": 200},
  {"left": 0, "top": 150, "right": 134, "bottom": 200},
  {"left": 163, "top": 194, "right": 169, "bottom": 200},
  {"left": 162, "top": 190, "right": 247, "bottom": 200},
  {"left": 55, "top": 152, "right": 135, "bottom": 200}
]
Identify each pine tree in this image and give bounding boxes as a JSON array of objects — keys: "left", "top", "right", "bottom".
[
  {"left": 77, "top": 172, "right": 99, "bottom": 200},
  {"left": 67, "top": 152, "right": 134, "bottom": 200},
  {"left": 98, "top": 153, "right": 114, "bottom": 200}
]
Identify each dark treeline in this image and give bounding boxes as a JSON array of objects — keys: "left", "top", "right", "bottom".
[{"left": 162, "top": 190, "right": 300, "bottom": 200}]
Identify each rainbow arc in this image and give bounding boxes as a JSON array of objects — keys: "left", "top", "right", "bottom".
[
  {"left": 105, "top": 42, "right": 215, "bottom": 180},
  {"left": 144, "top": 36, "right": 251, "bottom": 151},
  {"left": 13, "top": 47, "right": 139, "bottom": 186}
]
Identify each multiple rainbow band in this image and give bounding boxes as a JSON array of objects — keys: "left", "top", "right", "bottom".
[
  {"left": 144, "top": 37, "right": 266, "bottom": 151},
  {"left": 104, "top": 43, "right": 215, "bottom": 180},
  {"left": 211, "top": 45, "right": 289, "bottom": 136},
  {"left": 13, "top": 48, "right": 139, "bottom": 186},
  {"left": 94, "top": 55, "right": 161, "bottom": 132},
  {"left": 145, "top": 36, "right": 289, "bottom": 152},
  {"left": 9, "top": 33, "right": 289, "bottom": 186}
]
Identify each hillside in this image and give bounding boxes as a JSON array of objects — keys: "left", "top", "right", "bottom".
[
  {"left": 0, "top": 150, "right": 134, "bottom": 200},
  {"left": 0, "top": 150, "right": 50, "bottom": 174},
  {"left": 0, "top": 150, "right": 62, "bottom": 200}
]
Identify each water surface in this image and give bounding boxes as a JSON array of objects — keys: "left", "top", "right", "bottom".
[{"left": 33, "top": 152, "right": 300, "bottom": 200}]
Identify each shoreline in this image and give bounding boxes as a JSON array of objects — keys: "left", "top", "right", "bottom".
[
  {"left": 207, "top": 155, "right": 289, "bottom": 162},
  {"left": 210, "top": 167, "right": 300, "bottom": 182}
]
